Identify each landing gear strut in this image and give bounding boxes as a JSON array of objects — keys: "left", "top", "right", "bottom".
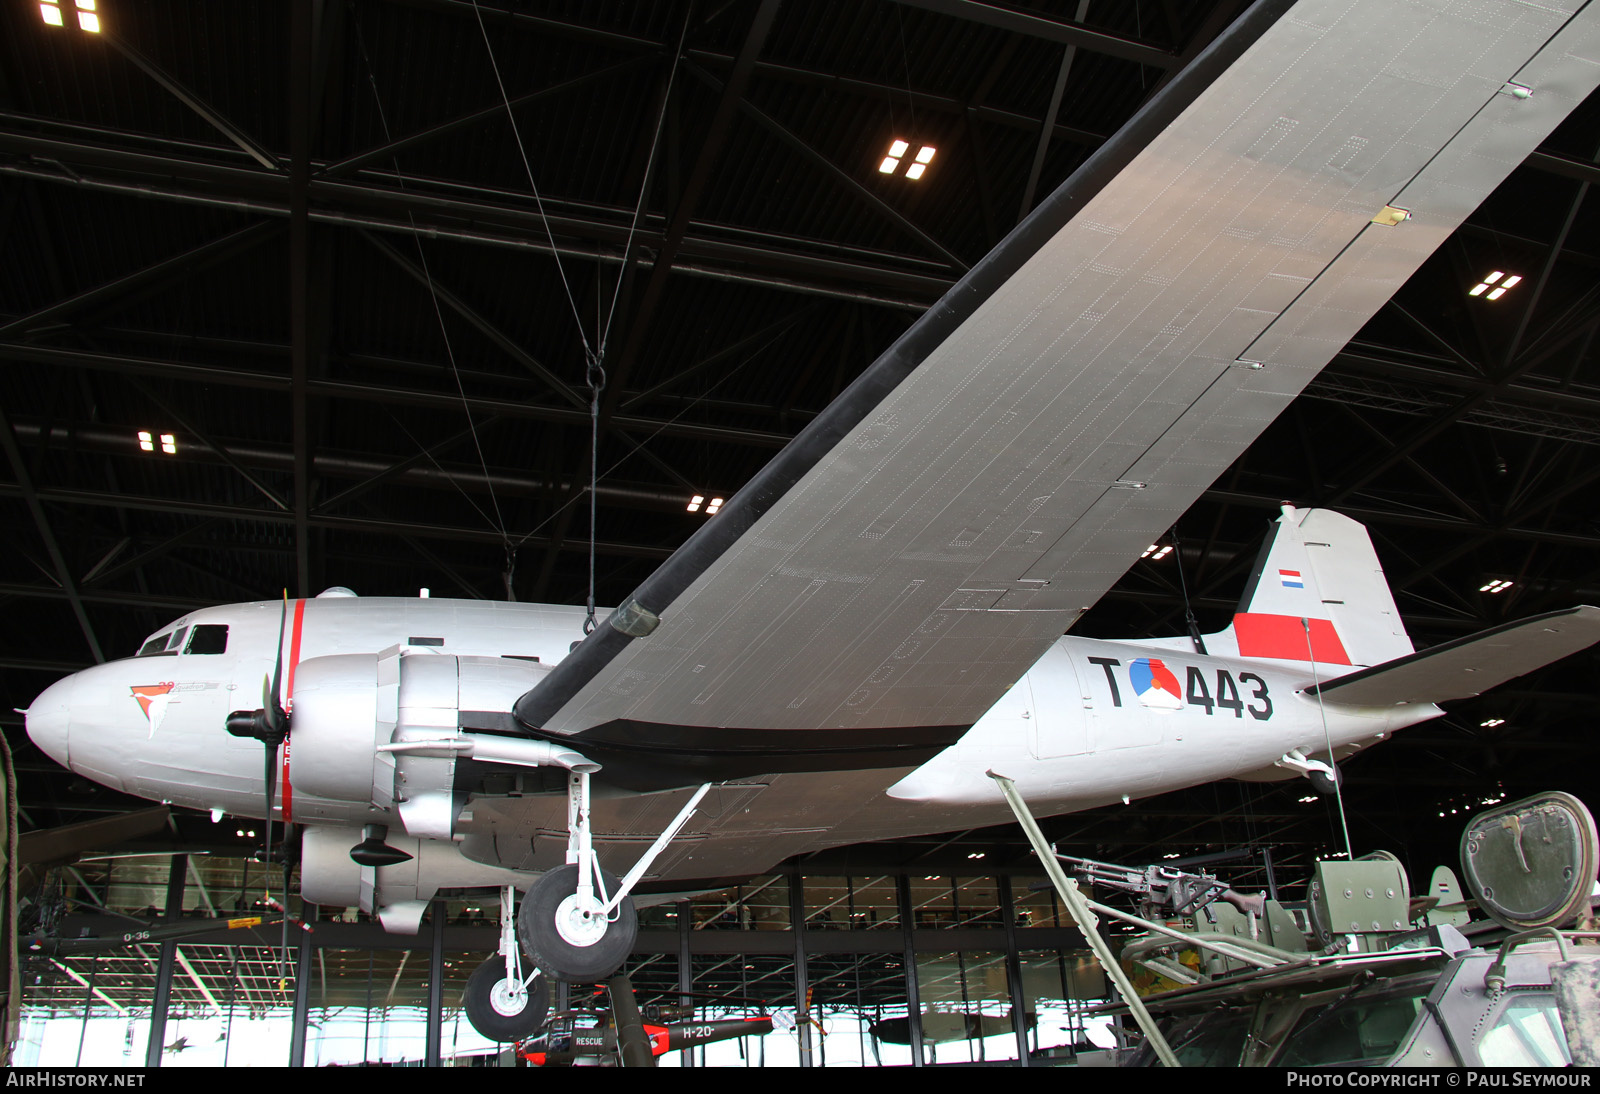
[
  {"left": 1277, "top": 749, "right": 1341, "bottom": 796},
  {"left": 464, "top": 887, "right": 549, "bottom": 1042},
  {"left": 516, "top": 771, "right": 710, "bottom": 984}
]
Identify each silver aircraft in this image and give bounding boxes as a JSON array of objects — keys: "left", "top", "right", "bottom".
[{"left": 23, "top": 0, "right": 1600, "bottom": 1042}]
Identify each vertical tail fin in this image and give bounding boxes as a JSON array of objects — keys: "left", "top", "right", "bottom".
[{"left": 1211, "top": 506, "right": 1413, "bottom": 669}]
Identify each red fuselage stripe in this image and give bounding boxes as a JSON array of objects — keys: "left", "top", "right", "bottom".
[{"left": 282, "top": 599, "right": 307, "bottom": 822}]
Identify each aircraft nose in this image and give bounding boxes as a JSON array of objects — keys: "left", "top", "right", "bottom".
[{"left": 26, "top": 674, "right": 75, "bottom": 768}]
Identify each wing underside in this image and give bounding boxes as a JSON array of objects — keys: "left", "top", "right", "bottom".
[{"left": 509, "top": 0, "right": 1600, "bottom": 787}]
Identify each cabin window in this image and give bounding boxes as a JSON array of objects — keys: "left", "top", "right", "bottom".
[
  {"left": 185, "top": 624, "right": 229, "bottom": 655},
  {"left": 1275, "top": 978, "right": 1433, "bottom": 1066},
  {"left": 137, "top": 633, "right": 173, "bottom": 656}
]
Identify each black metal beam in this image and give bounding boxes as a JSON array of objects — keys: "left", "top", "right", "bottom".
[
  {"left": 603, "top": 0, "right": 783, "bottom": 415},
  {"left": 105, "top": 34, "right": 279, "bottom": 172},
  {"left": 0, "top": 222, "right": 280, "bottom": 338},
  {"left": 0, "top": 401, "right": 103, "bottom": 663},
  {"left": 1017, "top": 0, "right": 1089, "bottom": 223},
  {"left": 0, "top": 342, "right": 796, "bottom": 448},
  {"left": 887, "top": 0, "right": 1180, "bottom": 69},
  {"left": 361, "top": 230, "right": 586, "bottom": 409},
  {"left": 0, "top": 485, "right": 680, "bottom": 557},
  {"left": 683, "top": 62, "right": 969, "bottom": 273},
  {"left": 322, "top": 58, "right": 653, "bottom": 178},
  {"left": 0, "top": 131, "right": 953, "bottom": 306},
  {"left": 291, "top": 0, "right": 314, "bottom": 597}
]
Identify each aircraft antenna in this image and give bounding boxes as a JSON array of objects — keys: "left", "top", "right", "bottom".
[{"left": 1302, "top": 618, "right": 1354, "bottom": 862}]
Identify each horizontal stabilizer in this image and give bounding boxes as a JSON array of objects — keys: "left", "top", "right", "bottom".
[{"left": 1307, "top": 607, "right": 1600, "bottom": 708}]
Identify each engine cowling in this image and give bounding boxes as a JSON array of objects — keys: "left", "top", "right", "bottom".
[
  {"left": 299, "top": 824, "right": 529, "bottom": 933},
  {"left": 288, "top": 645, "right": 559, "bottom": 839}
]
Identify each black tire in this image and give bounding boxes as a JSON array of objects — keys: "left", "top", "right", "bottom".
[
  {"left": 1308, "top": 765, "right": 1341, "bottom": 796},
  {"left": 517, "top": 864, "right": 638, "bottom": 983},
  {"left": 463, "top": 956, "right": 549, "bottom": 1042}
]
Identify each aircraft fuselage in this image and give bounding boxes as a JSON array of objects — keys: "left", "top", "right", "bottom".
[{"left": 25, "top": 592, "right": 1437, "bottom": 890}]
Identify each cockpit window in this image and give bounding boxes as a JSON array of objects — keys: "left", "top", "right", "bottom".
[
  {"left": 168, "top": 626, "right": 189, "bottom": 653},
  {"left": 185, "top": 624, "right": 229, "bottom": 655},
  {"left": 138, "top": 632, "right": 174, "bottom": 656}
]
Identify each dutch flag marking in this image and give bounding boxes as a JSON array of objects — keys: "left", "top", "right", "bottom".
[{"left": 1278, "top": 569, "right": 1304, "bottom": 589}]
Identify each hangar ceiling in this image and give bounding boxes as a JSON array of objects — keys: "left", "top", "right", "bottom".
[{"left": 3, "top": 0, "right": 1599, "bottom": 887}]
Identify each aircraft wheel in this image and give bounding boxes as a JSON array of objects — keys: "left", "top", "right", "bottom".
[
  {"left": 517, "top": 864, "right": 637, "bottom": 983},
  {"left": 464, "top": 957, "right": 549, "bottom": 1042},
  {"left": 1308, "top": 764, "right": 1341, "bottom": 796}
]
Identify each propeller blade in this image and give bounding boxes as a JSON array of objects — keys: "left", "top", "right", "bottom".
[{"left": 266, "top": 593, "right": 289, "bottom": 736}]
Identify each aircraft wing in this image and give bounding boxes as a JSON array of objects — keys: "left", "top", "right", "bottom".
[
  {"left": 1307, "top": 606, "right": 1600, "bottom": 708},
  {"left": 510, "top": 0, "right": 1600, "bottom": 790}
]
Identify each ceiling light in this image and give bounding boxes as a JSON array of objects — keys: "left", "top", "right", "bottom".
[
  {"left": 878, "top": 139, "right": 935, "bottom": 181},
  {"left": 1480, "top": 717, "right": 1505, "bottom": 728},
  {"left": 705, "top": 497, "right": 723, "bottom": 515},
  {"left": 41, "top": 0, "right": 98, "bottom": 31},
  {"left": 687, "top": 495, "right": 703, "bottom": 512},
  {"left": 139, "top": 430, "right": 176, "bottom": 454},
  {"left": 1471, "top": 270, "right": 1521, "bottom": 299},
  {"left": 1478, "top": 579, "right": 1513, "bottom": 594}
]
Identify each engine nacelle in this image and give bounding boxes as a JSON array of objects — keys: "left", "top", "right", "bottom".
[
  {"left": 300, "top": 825, "right": 529, "bottom": 933},
  {"left": 289, "top": 646, "right": 556, "bottom": 840}
]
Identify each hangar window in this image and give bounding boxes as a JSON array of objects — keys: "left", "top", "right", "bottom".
[{"left": 185, "top": 625, "right": 229, "bottom": 655}]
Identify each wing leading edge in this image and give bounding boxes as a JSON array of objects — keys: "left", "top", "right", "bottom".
[{"left": 512, "top": 0, "right": 1600, "bottom": 789}]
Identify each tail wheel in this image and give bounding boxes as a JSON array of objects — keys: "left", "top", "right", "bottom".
[
  {"left": 1308, "top": 764, "right": 1341, "bottom": 796},
  {"left": 517, "top": 864, "right": 637, "bottom": 983},
  {"left": 463, "top": 956, "right": 549, "bottom": 1042}
]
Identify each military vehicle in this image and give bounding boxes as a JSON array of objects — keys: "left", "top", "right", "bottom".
[
  {"left": 1094, "top": 791, "right": 1600, "bottom": 1067},
  {"left": 995, "top": 782, "right": 1599, "bottom": 1068}
]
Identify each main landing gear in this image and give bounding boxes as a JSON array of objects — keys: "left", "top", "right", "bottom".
[
  {"left": 517, "top": 772, "right": 710, "bottom": 982},
  {"left": 462, "top": 771, "right": 710, "bottom": 1042}
]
